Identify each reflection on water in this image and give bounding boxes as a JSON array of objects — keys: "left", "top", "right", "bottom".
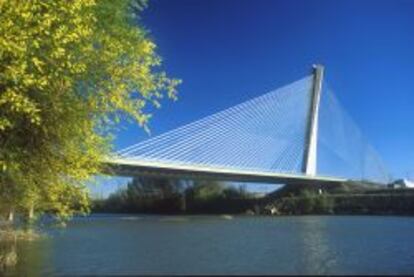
[
  {"left": 297, "top": 217, "right": 337, "bottom": 274},
  {"left": 1, "top": 215, "right": 414, "bottom": 275}
]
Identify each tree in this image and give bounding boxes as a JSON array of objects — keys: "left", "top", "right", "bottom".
[
  {"left": 101, "top": 177, "right": 185, "bottom": 213},
  {"left": 189, "top": 180, "right": 226, "bottom": 201},
  {"left": 0, "top": 0, "right": 180, "bottom": 221},
  {"left": 127, "top": 177, "right": 184, "bottom": 199}
]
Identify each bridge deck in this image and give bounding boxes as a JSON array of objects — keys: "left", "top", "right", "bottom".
[{"left": 103, "top": 158, "right": 347, "bottom": 186}]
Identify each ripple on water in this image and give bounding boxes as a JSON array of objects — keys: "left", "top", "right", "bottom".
[
  {"left": 120, "top": 216, "right": 142, "bottom": 221},
  {"left": 159, "top": 217, "right": 189, "bottom": 223}
]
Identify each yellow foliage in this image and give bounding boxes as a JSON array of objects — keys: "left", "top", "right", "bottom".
[{"left": 0, "top": 0, "right": 180, "bottom": 220}]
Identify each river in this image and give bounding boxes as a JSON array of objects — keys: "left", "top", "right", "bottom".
[{"left": 2, "top": 214, "right": 414, "bottom": 275}]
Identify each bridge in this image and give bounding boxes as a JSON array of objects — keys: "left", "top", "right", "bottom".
[{"left": 104, "top": 65, "right": 389, "bottom": 186}]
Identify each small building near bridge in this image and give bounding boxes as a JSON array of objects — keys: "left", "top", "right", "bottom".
[{"left": 388, "top": 179, "right": 414, "bottom": 189}]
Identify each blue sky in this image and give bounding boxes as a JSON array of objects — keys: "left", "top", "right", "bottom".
[{"left": 92, "top": 0, "right": 414, "bottom": 197}]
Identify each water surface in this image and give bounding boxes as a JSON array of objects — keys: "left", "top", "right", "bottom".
[{"left": 3, "top": 215, "right": 414, "bottom": 275}]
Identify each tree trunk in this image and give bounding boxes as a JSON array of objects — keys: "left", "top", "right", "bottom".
[
  {"left": 180, "top": 193, "right": 187, "bottom": 212},
  {"left": 28, "top": 204, "right": 35, "bottom": 220},
  {"left": 7, "top": 208, "right": 14, "bottom": 222}
]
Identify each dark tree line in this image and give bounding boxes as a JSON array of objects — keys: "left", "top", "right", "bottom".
[{"left": 93, "top": 177, "right": 257, "bottom": 214}]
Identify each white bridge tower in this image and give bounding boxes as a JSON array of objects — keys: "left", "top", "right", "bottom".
[{"left": 302, "top": 64, "right": 324, "bottom": 176}]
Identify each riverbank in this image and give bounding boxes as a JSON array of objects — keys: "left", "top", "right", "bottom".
[
  {"left": 0, "top": 219, "right": 43, "bottom": 242},
  {"left": 258, "top": 182, "right": 414, "bottom": 216},
  {"left": 0, "top": 229, "right": 41, "bottom": 242},
  {"left": 92, "top": 182, "right": 414, "bottom": 216},
  {"left": 0, "top": 226, "right": 41, "bottom": 269}
]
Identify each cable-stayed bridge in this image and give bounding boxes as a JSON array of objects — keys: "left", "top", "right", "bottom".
[{"left": 104, "top": 65, "right": 389, "bottom": 186}]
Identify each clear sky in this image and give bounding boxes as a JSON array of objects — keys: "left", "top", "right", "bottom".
[{"left": 93, "top": 0, "right": 414, "bottom": 197}]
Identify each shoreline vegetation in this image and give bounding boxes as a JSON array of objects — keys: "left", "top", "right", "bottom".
[
  {"left": 259, "top": 183, "right": 414, "bottom": 216},
  {"left": 92, "top": 177, "right": 414, "bottom": 217}
]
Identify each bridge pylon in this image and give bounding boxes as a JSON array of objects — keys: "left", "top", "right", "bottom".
[{"left": 302, "top": 64, "right": 324, "bottom": 176}]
